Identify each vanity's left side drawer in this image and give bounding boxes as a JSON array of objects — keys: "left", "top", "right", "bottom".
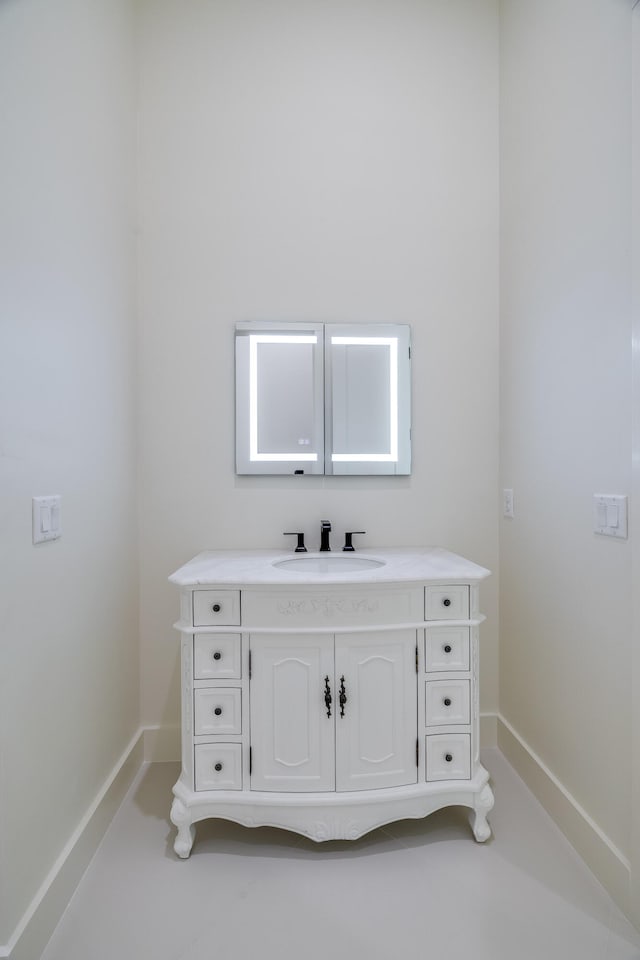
[
  {"left": 193, "top": 590, "right": 241, "bottom": 627},
  {"left": 194, "top": 634, "right": 242, "bottom": 680},
  {"left": 194, "top": 743, "right": 243, "bottom": 791},
  {"left": 194, "top": 688, "right": 242, "bottom": 736}
]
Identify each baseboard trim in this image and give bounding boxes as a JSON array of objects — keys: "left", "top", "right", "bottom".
[
  {"left": 1, "top": 727, "right": 145, "bottom": 960},
  {"left": 143, "top": 723, "right": 181, "bottom": 761},
  {"left": 497, "top": 713, "right": 631, "bottom": 917}
]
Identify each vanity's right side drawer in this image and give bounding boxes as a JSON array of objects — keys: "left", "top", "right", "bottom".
[
  {"left": 425, "top": 678, "right": 470, "bottom": 726},
  {"left": 425, "top": 585, "right": 469, "bottom": 620},
  {"left": 425, "top": 627, "right": 470, "bottom": 672},
  {"left": 425, "top": 734, "right": 471, "bottom": 781}
]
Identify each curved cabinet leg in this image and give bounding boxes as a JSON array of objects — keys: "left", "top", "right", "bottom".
[
  {"left": 469, "top": 783, "right": 494, "bottom": 843},
  {"left": 171, "top": 797, "right": 195, "bottom": 858}
]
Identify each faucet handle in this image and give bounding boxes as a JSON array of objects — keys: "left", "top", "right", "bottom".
[
  {"left": 319, "top": 520, "right": 332, "bottom": 552},
  {"left": 283, "top": 532, "right": 307, "bottom": 553},
  {"left": 343, "top": 531, "right": 366, "bottom": 552}
]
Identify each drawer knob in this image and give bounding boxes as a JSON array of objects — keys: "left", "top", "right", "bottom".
[
  {"left": 214, "top": 707, "right": 222, "bottom": 716},
  {"left": 445, "top": 753, "right": 453, "bottom": 763},
  {"left": 442, "top": 597, "right": 451, "bottom": 607},
  {"left": 213, "top": 651, "right": 222, "bottom": 661},
  {"left": 443, "top": 644, "right": 452, "bottom": 654},
  {"left": 212, "top": 603, "right": 221, "bottom": 613},
  {"left": 444, "top": 698, "right": 452, "bottom": 707},
  {"left": 214, "top": 763, "right": 223, "bottom": 772}
]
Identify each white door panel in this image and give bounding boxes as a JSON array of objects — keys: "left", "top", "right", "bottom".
[
  {"left": 335, "top": 630, "right": 417, "bottom": 791},
  {"left": 250, "top": 634, "right": 335, "bottom": 792}
]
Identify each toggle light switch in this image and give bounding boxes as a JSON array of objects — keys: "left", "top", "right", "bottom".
[
  {"left": 593, "top": 494, "right": 627, "bottom": 539},
  {"left": 606, "top": 504, "right": 619, "bottom": 528},
  {"left": 32, "top": 495, "right": 62, "bottom": 544},
  {"left": 40, "top": 506, "right": 51, "bottom": 534}
]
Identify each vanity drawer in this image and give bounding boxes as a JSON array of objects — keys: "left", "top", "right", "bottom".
[
  {"left": 194, "top": 743, "right": 243, "bottom": 791},
  {"left": 194, "top": 688, "right": 242, "bottom": 736},
  {"left": 425, "top": 678, "right": 470, "bottom": 726},
  {"left": 193, "top": 590, "right": 241, "bottom": 627},
  {"left": 194, "top": 634, "right": 241, "bottom": 680},
  {"left": 425, "top": 585, "right": 469, "bottom": 620},
  {"left": 425, "top": 734, "right": 470, "bottom": 781},
  {"left": 425, "top": 628, "right": 470, "bottom": 672}
]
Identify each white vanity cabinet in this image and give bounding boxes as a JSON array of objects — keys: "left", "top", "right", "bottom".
[{"left": 169, "top": 548, "right": 494, "bottom": 858}]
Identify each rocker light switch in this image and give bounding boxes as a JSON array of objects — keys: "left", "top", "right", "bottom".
[
  {"left": 32, "top": 495, "right": 61, "bottom": 544},
  {"left": 593, "top": 494, "right": 627, "bottom": 539}
]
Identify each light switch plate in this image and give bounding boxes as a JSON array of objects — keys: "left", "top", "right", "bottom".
[
  {"left": 503, "top": 488, "right": 514, "bottom": 519},
  {"left": 32, "top": 495, "right": 61, "bottom": 544},
  {"left": 593, "top": 494, "right": 627, "bottom": 539}
]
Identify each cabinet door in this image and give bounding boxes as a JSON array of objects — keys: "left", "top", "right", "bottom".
[
  {"left": 249, "top": 634, "right": 335, "bottom": 792},
  {"left": 334, "top": 629, "right": 417, "bottom": 792}
]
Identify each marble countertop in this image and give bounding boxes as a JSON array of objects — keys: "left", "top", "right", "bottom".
[{"left": 169, "top": 547, "right": 491, "bottom": 587}]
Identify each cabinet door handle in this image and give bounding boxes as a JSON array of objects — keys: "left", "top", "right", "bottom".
[
  {"left": 324, "top": 676, "right": 332, "bottom": 718},
  {"left": 339, "top": 676, "right": 347, "bottom": 718}
]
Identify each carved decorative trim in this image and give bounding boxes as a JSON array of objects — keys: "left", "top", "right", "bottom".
[
  {"left": 306, "top": 818, "right": 362, "bottom": 842},
  {"left": 182, "top": 638, "right": 192, "bottom": 735},
  {"left": 476, "top": 783, "right": 494, "bottom": 814},
  {"left": 472, "top": 628, "right": 480, "bottom": 762},
  {"left": 472, "top": 630, "right": 480, "bottom": 720},
  {"left": 170, "top": 797, "right": 195, "bottom": 858},
  {"left": 276, "top": 597, "right": 380, "bottom": 618},
  {"left": 469, "top": 783, "right": 494, "bottom": 843}
]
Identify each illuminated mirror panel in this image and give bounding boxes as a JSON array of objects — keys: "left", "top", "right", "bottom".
[
  {"left": 235, "top": 322, "right": 410, "bottom": 476},
  {"left": 235, "top": 324, "right": 324, "bottom": 475},
  {"left": 325, "top": 325, "right": 410, "bottom": 475}
]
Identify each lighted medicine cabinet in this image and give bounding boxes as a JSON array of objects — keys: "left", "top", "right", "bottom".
[{"left": 235, "top": 321, "right": 411, "bottom": 475}]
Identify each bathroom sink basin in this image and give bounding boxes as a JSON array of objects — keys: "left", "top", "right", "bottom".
[{"left": 273, "top": 555, "right": 385, "bottom": 573}]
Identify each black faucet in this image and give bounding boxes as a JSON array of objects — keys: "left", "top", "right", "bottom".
[{"left": 319, "top": 520, "right": 331, "bottom": 552}]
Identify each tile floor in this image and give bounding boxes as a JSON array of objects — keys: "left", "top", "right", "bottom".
[{"left": 40, "top": 749, "right": 640, "bottom": 960}]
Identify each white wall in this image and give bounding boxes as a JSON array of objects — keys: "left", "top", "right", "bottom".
[
  {"left": 631, "top": 0, "right": 640, "bottom": 929},
  {"left": 137, "top": 0, "right": 500, "bottom": 737},
  {"left": 500, "top": 0, "right": 633, "bottom": 872},
  {"left": 2, "top": 0, "right": 638, "bottom": 946},
  {"left": 0, "top": 0, "right": 138, "bottom": 949}
]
